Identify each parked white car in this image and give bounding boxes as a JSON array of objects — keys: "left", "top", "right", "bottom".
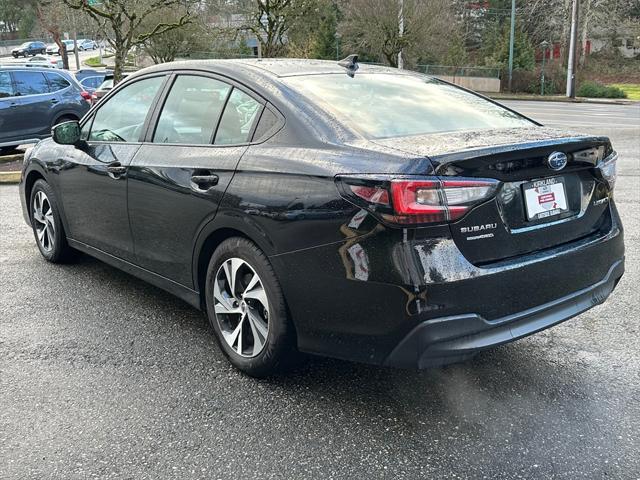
[{"left": 78, "top": 39, "right": 97, "bottom": 51}]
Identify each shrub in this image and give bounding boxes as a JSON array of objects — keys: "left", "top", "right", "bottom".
[{"left": 577, "top": 81, "right": 627, "bottom": 99}]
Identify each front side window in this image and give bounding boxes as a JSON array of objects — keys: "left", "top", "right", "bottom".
[
  {"left": 0, "top": 72, "right": 15, "bottom": 98},
  {"left": 13, "top": 71, "right": 49, "bottom": 96},
  {"left": 284, "top": 73, "right": 534, "bottom": 139},
  {"left": 89, "top": 76, "right": 164, "bottom": 143},
  {"left": 214, "top": 89, "right": 261, "bottom": 145},
  {"left": 153, "top": 75, "right": 231, "bottom": 144}
]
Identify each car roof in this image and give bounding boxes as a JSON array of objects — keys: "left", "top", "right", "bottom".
[{"left": 134, "top": 58, "right": 410, "bottom": 81}]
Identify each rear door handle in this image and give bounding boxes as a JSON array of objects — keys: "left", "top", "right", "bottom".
[
  {"left": 107, "top": 162, "right": 127, "bottom": 179},
  {"left": 190, "top": 173, "right": 219, "bottom": 191},
  {"left": 50, "top": 98, "right": 59, "bottom": 104}
]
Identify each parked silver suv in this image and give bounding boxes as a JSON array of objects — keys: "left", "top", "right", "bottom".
[{"left": 0, "top": 67, "right": 91, "bottom": 154}]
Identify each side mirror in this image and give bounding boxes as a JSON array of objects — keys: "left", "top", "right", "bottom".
[{"left": 52, "top": 121, "right": 81, "bottom": 145}]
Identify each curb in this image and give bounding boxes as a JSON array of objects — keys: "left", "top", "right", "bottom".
[
  {"left": 0, "top": 171, "right": 21, "bottom": 184},
  {"left": 486, "top": 94, "right": 637, "bottom": 105},
  {"left": 0, "top": 153, "right": 24, "bottom": 164}
]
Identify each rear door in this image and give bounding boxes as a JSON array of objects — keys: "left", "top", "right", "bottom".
[
  {"left": 0, "top": 71, "right": 22, "bottom": 141},
  {"left": 127, "top": 72, "right": 263, "bottom": 287},
  {"left": 12, "top": 70, "right": 52, "bottom": 137}
]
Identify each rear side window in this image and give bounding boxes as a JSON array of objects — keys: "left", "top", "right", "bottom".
[
  {"left": 45, "top": 73, "right": 71, "bottom": 92},
  {"left": 13, "top": 71, "right": 49, "bottom": 95},
  {"left": 89, "top": 76, "right": 164, "bottom": 143},
  {"left": 214, "top": 89, "right": 261, "bottom": 145},
  {"left": 153, "top": 75, "right": 231, "bottom": 144},
  {"left": 252, "top": 106, "right": 281, "bottom": 142},
  {"left": 0, "top": 72, "right": 14, "bottom": 98}
]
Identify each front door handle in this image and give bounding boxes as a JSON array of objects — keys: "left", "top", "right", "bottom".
[
  {"left": 107, "top": 162, "right": 127, "bottom": 179},
  {"left": 190, "top": 173, "right": 219, "bottom": 191}
]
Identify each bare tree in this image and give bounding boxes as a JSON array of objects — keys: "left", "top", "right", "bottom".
[
  {"left": 241, "top": 0, "right": 302, "bottom": 57},
  {"left": 338, "top": 0, "right": 456, "bottom": 68},
  {"left": 33, "top": 0, "right": 71, "bottom": 69},
  {"left": 61, "top": 0, "right": 193, "bottom": 82}
]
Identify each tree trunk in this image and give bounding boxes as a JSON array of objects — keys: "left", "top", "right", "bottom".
[
  {"left": 113, "top": 47, "right": 127, "bottom": 85},
  {"left": 579, "top": 0, "right": 591, "bottom": 66}
]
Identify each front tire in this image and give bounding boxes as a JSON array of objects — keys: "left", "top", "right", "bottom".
[
  {"left": 205, "top": 237, "right": 296, "bottom": 377},
  {"left": 29, "top": 180, "right": 73, "bottom": 263}
]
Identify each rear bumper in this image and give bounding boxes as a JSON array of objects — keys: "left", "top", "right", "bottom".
[
  {"left": 274, "top": 203, "right": 624, "bottom": 367},
  {"left": 384, "top": 259, "right": 624, "bottom": 368}
]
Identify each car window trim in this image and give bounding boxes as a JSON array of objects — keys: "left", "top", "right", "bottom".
[
  {"left": 210, "top": 86, "right": 235, "bottom": 144},
  {"left": 250, "top": 103, "right": 285, "bottom": 143},
  {"left": 213, "top": 88, "right": 265, "bottom": 146},
  {"left": 83, "top": 73, "right": 170, "bottom": 145},
  {"left": 142, "top": 70, "right": 266, "bottom": 147}
]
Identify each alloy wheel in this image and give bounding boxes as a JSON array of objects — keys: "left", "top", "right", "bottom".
[
  {"left": 32, "top": 191, "right": 55, "bottom": 252},
  {"left": 213, "top": 258, "right": 270, "bottom": 358}
]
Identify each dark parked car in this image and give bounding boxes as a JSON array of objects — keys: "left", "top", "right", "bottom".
[
  {"left": 11, "top": 41, "right": 46, "bottom": 58},
  {"left": 0, "top": 67, "right": 91, "bottom": 154},
  {"left": 78, "top": 75, "right": 106, "bottom": 94},
  {"left": 90, "top": 73, "right": 129, "bottom": 104},
  {"left": 75, "top": 69, "right": 107, "bottom": 94},
  {"left": 19, "top": 59, "right": 624, "bottom": 377}
]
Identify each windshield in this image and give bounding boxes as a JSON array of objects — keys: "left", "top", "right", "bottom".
[
  {"left": 19, "top": 42, "right": 31, "bottom": 48},
  {"left": 283, "top": 73, "right": 533, "bottom": 139}
]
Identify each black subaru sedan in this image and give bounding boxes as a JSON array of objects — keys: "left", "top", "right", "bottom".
[{"left": 19, "top": 58, "right": 624, "bottom": 376}]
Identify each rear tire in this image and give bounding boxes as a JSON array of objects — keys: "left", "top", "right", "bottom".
[
  {"left": 29, "top": 180, "right": 74, "bottom": 263},
  {"left": 205, "top": 237, "right": 297, "bottom": 377},
  {"left": 52, "top": 115, "right": 77, "bottom": 128}
]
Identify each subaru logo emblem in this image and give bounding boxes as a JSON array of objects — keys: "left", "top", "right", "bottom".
[{"left": 547, "top": 151, "right": 568, "bottom": 171}]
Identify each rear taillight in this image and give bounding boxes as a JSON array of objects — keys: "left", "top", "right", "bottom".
[
  {"left": 338, "top": 175, "right": 499, "bottom": 226},
  {"left": 597, "top": 151, "right": 617, "bottom": 191},
  {"left": 80, "top": 91, "right": 92, "bottom": 102}
]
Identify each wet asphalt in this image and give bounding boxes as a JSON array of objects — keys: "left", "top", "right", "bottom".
[{"left": 1, "top": 101, "right": 639, "bottom": 479}]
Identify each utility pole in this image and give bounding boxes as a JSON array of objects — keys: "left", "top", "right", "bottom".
[
  {"left": 398, "top": 0, "right": 404, "bottom": 69},
  {"left": 566, "top": 0, "right": 580, "bottom": 98},
  {"left": 72, "top": 28, "right": 80, "bottom": 70},
  {"left": 507, "top": 0, "right": 516, "bottom": 91}
]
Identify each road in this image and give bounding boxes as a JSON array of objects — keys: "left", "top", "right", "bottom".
[
  {"left": 0, "top": 48, "right": 103, "bottom": 72},
  {"left": 1, "top": 101, "right": 639, "bottom": 479}
]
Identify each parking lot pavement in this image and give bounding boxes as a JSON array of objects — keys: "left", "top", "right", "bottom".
[
  {"left": 0, "top": 48, "right": 103, "bottom": 72},
  {"left": 1, "top": 102, "right": 639, "bottom": 479}
]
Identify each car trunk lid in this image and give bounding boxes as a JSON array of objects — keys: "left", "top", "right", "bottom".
[{"left": 374, "top": 127, "right": 614, "bottom": 265}]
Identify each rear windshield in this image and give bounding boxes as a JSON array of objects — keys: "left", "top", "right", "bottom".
[{"left": 283, "top": 73, "right": 533, "bottom": 139}]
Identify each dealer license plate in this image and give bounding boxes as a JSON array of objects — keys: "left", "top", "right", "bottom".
[{"left": 523, "top": 177, "right": 568, "bottom": 221}]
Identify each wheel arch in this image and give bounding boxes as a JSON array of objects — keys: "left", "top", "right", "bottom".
[
  {"left": 192, "top": 214, "right": 278, "bottom": 309},
  {"left": 23, "top": 168, "right": 47, "bottom": 220},
  {"left": 52, "top": 111, "right": 80, "bottom": 126}
]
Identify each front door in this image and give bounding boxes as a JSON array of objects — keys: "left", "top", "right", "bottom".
[
  {"left": 55, "top": 74, "right": 167, "bottom": 261},
  {"left": 127, "top": 73, "right": 263, "bottom": 287}
]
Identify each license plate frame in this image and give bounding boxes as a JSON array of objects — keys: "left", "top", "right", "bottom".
[{"left": 523, "top": 176, "right": 569, "bottom": 221}]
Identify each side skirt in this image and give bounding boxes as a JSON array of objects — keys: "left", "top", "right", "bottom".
[{"left": 67, "top": 238, "right": 202, "bottom": 310}]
